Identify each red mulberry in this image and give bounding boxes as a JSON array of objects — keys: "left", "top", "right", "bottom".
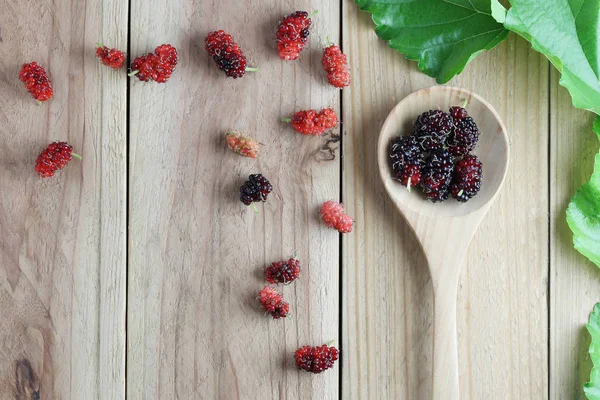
[
  {"left": 276, "top": 11, "right": 312, "bottom": 60},
  {"left": 258, "top": 287, "right": 289, "bottom": 319},
  {"left": 447, "top": 116, "right": 480, "bottom": 156},
  {"left": 226, "top": 132, "right": 260, "bottom": 159},
  {"left": 96, "top": 44, "right": 126, "bottom": 69},
  {"left": 413, "top": 110, "right": 454, "bottom": 151},
  {"left": 282, "top": 108, "right": 338, "bottom": 136},
  {"left": 320, "top": 200, "right": 353, "bottom": 233},
  {"left": 130, "top": 44, "right": 178, "bottom": 83},
  {"left": 265, "top": 257, "right": 300, "bottom": 284},
  {"left": 295, "top": 344, "right": 339, "bottom": 373},
  {"left": 322, "top": 45, "right": 350, "bottom": 88},
  {"left": 205, "top": 30, "right": 258, "bottom": 78},
  {"left": 19, "top": 62, "right": 53, "bottom": 102},
  {"left": 451, "top": 154, "right": 483, "bottom": 203},
  {"left": 35, "top": 142, "right": 81, "bottom": 178},
  {"left": 449, "top": 106, "right": 468, "bottom": 120},
  {"left": 240, "top": 174, "right": 273, "bottom": 206},
  {"left": 421, "top": 150, "right": 454, "bottom": 203},
  {"left": 390, "top": 135, "right": 423, "bottom": 189}
]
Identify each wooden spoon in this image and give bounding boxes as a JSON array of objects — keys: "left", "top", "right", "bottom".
[{"left": 377, "top": 86, "right": 510, "bottom": 400}]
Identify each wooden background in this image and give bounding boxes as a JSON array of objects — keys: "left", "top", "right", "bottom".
[{"left": 1, "top": 0, "right": 599, "bottom": 398}]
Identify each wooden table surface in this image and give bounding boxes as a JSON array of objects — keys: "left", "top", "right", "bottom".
[{"left": 1, "top": 0, "right": 600, "bottom": 399}]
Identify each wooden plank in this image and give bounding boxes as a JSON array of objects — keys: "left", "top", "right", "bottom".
[
  {"left": 127, "top": 1, "right": 340, "bottom": 398},
  {"left": 0, "top": 0, "right": 127, "bottom": 398},
  {"left": 549, "top": 71, "right": 600, "bottom": 399},
  {"left": 341, "top": 5, "right": 549, "bottom": 398}
]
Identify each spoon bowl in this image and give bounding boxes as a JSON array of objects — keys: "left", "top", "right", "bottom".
[
  {"left": 377, "top": 86, "right": 509, "bottom": 400},
  {"left": 379, "top": 87, "right": 509, "bottom": 218}
]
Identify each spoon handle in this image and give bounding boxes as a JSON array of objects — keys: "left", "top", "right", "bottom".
[{"left": 432, "top": 280, "right": 459, "bottom": 400}]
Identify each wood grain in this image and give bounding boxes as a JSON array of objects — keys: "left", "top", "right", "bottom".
[
  {"left": 0, "top": 0, "right": 127, "bottom": 398},
  {"left": 341, "top": 2, "right": 549, "bottom": 398},
  {"left": 549, "top": 70, "right": 600, "bottom": 399},
  {"left": 2, "top": 1, "right": 596, "bottom": 398},
  {"left": 127, "top": 1, "right": 341, "bottom": 398}
]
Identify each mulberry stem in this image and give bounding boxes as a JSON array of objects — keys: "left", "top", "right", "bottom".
[
  {"left": 128, "top": 70, "right": 139, "bottom": 77},
  {"left": 246, "top": 67, "right": 260, "bottom": 72},
  {"left": 72, "top": 153, "right": 83, "bottom": 160},
  {"left": 281, "top": 117, "right": 292, "bottom": 123}
]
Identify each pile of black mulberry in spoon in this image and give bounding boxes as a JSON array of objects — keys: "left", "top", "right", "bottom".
[{"left": 389, "top": 105, "right": 483, "bottom": 203}]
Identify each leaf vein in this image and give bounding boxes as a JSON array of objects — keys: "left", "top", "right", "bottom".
[
  {"left": 397, "top": 28, "right": 505, "bottom": 50},
  {"left": 441, "top": 0, "right": 486, "bottom": 15},
  {"left": 392, "top": 13, "right": 480, "bottom": 28}
]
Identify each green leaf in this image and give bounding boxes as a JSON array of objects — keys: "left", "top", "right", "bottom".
[
  {"left": 566, "top": 116, "right": 600, "bottom": 268},
  {"left": 505, "top": 0, "right": 600, "bottom": 114},
  {"left": 355, "top": 0, "right": 509, "bottom": 83},
  {"left": 585, "top": 303, "right": 600, "bottom": 400},
  {"left": 490, "top": 0, "right": 506, "bottom": 24}
]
